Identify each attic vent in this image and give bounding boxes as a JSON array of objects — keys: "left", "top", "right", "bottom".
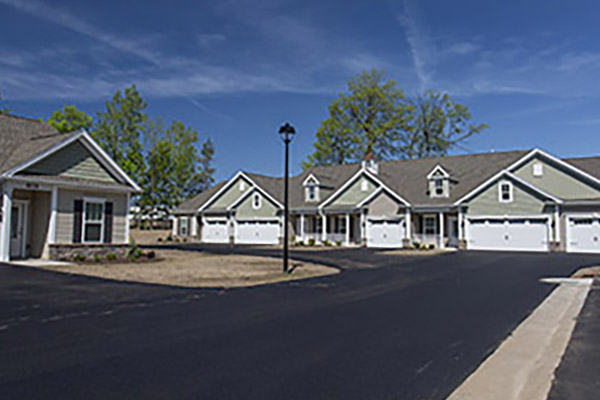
[{"left": 533, "top": 162, "right": 543, "bottom": 177}]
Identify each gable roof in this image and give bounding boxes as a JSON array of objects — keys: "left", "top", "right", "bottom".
[
  {"left": 561, "top": 156, "right": 600, "bottom": 182},
  {"left": 173, "top": 180, "right": 228, "bottom": 214}
]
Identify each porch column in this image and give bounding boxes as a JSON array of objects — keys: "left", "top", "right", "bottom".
[
  {"left": 47, "top": 186, "right": 58, "bottom": 245},
  {"left": 172, "top": 216, "right": 178, "bottom": 237},
  {"left": 191, "top": 215, "right": 198, "bottom": 237},
  {"left": 554, "top": 205, "right": 560, "bottom": 244},
  {"left": 321, "top": 213, "right": 327, "bottom": 242},
  {"left": 300, "top": 214, "right": 305, "bottom": 242},
  {"left": 458, "top": 208, "right": 464, "bottom": 241},
  {"left": 345, "top": 213, "right": 350, "bottom": 245},
  {"left": 228, "top": 213, "right": 235, "bottom": 245},
  {"left": 124, "top": 192, "right": 131, "bottom": 244},
  {"left": 405, "top": 208, "right": 411, "bottom": 240},
  {"left": 438, "top": 212, "right": 445, "bottom": 249},
  {"left": 0, "top": 184, "right": 13, "bottom": 262}
]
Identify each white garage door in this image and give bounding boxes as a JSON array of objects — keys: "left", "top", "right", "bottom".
[
  {"left": 235, "top": 220, "right": 280, "bottom": 245},
  {"left": 567, "top": 216, "right": 600, "bottom": 253},
  {"left": 202, "top": 220, "right": 229, "bottom": 243},
  {"left": 366, "top": 218, "right": 404, "bottom": 248},
  {"left": 467, "top": 217, "right": 549, "bottom": 252}
]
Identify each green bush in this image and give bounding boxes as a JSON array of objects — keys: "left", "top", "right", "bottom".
[
  {"left": 335, "top": 240, "right": 342, "bottom": 246},
  {"left": 308, "top": 238, "right": 316, "bottom": 246},
  {"left": 106, "top": 253, "right": 117, "bottom": 262},
  {"left": 166, "top": 235, "right": 173, "bottom": 242},
  {"left": 428, "top": 244, "right": 435, "bottom": 250},
  {"left": 412, "top": 242, "right": 420, "bottom": 249},
  {"left": 294, "top": 240, "right": 304, "bottom": 246},
  {"left": 421, "top": 243, "right": 428, "bottom": 250},
  {"left": 94, "top": 255, "right": 101, "bottom": 263},
  {"left": 157, "top": 237, "right": 163, "bottom": 242},
  {"left": 147, "top": 250, "right": 156, "bottom": 259},
  {"left": 127, "top": 244, "right": 143, "bottom": 261},
  {"left": 72, "top": 254, "right": 86, "bottom": 262},
  {"left": 323, "top": 239, "right": 331, "bottom": 247}
]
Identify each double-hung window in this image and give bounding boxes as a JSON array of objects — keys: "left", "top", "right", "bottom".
[
  {"left": 435, "top": 179, "right": 444, "bottom": 196},
  {"left": 499, "top": 181, "right": 513, "bottom": 203},
  {"left": 83, "top": 200, "right": 104, "bottom": 242}
]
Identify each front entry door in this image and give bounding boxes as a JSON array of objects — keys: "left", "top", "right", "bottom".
[
  {"left": 10, "top": 201, "right": 27, "bottom": 259},
  {"left": 448, "top": 216, "right": 459, "bottom": 247}
]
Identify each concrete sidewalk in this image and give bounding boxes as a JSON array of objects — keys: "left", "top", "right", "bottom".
[
  {"left": 547, "top": 281, "right": 600, "bottom": 400},
  {"left": 447, "top": 278, "right": 593, "bottom": 400}
]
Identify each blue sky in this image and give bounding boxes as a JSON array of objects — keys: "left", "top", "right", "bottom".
[{"left": 1, "top": 0, "right": 599, "bottom": 181}]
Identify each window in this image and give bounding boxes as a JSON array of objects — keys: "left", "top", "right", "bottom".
[
  {"left": 435, "top": 179, "right": 444, "bottom": 196},
  {"left": 179, "top": 217, "right": 189, "bottom": 236},
  {"left": 533, "top": 162, "right": 543, "bottom": 177},
  {"left": 83, "top": 200, "right": 104, "bottom": 242},
  {"left": 334, "top": 216, "right": 347, "bottom": 234},
  {"left": 252, "top": 193, "right": 261, "bottom": 209},
  {"left": 239, "top": 181, "right": 246, "bottom": 191},
  {"left": 499, "top": 181, "right": 513, "bottom": 203},
  {"left": 360, "top": 180, "right": 369, "bottom": 192},
  {"left": 424, "top": 216, "right": 436, "bottom": 235},
  {"left": 307, "top": 185, "right": 316, "bottom": 201}
]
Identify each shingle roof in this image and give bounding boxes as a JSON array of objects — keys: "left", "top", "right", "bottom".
[
  {"left": 0, "top": 114, "right": 74, "bottom": 175},
  {"left": 172, "top": 180, "right": 228, "bottom": 214},
  {"left": 562, "top": 156, "right": 600, "bottom": 181}
]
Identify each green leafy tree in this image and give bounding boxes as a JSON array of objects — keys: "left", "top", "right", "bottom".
[
  {"left": 0, "top": 91, "right": 10, "bottom": 115},
  {"left": 94, "top": 84, "right": 147, "bottom": 184},
  {"left": 401, "top": 90, "right": 488, "bottom": 158},
  {"left": 46, "top": 105, "right": 93, "bottom": 133},
  {"left": 304, "top": 69, "right": 412, "bottom": 168},
  {"left": 198, "top": 139, "right": 215, "bottom": 192},
  {"left": 167, "top": 121, "right": 204, "bottom": 202}
]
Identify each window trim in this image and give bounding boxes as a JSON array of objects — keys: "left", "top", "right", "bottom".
[
  {"left": 82, "top": 197, "right": 105, "bottom": 243},
  {"left": 533, "top": 162, "right": 543, "bottom": 177},
  {"left": 360, "top": 180, "right": 369, "bottom": 192},
  {"left": 252, "top": 193, "right": 262, "bottom": 209},
  {"left": 239, "top": 180, "right": 246, "bottom": 191},
  {"left": 307, "top": 185, "right": 317, "bottom": 201},
  {"left": 179, "top": 217, "right": 189, "bottom": 236},
  {"left": 498, "top": 181, "right": 513, "bottom": 203}
]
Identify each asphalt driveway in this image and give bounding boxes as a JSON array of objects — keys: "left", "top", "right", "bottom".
[{"left": 1, "top": 250, "right": 599, "bottom": 399}]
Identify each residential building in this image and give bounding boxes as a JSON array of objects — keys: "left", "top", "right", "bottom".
[
  {"left": 0, "top": 115, "right": 141, "bottom": 261},
  {"left": 173, "top": 148, "right": 600, "bottom": 253}
]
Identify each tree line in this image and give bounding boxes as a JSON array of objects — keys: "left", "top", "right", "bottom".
[
  {"left": 303, "top": 69, "right": 488, "bottom": 168},
  {"left": 44, "top": 84, "right": 215, "bottom": 222}
]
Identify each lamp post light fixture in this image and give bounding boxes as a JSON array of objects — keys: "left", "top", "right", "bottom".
[{"left": 278, "top": 122, "right": 296, "bottom": 273}]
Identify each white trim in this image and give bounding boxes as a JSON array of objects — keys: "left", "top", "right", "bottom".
[
  {"left": 6, "top": 175, "right": 136, "bottom": 193},
  {"left": 466, "top": 214, "right": 551, "bottom": 221},
  {"left": 302, "top": 173, "right": 320, "bottom": 186},
  {"left": 0, "top": 184, "right": 13, "bottom": 262},
  {"left": 48, "top": 186, "right": 58, "bottom": 244},
  {"left": 199, "top": 171, "right": 283, "bottom": 212},
  {"left": 227, "top": 187, "right": 256, "bottom": 211},
  {"left": 426, "top": 165, "right": 450, "bottom": 179},
  {"left": 125, "top": 192, "right": 131, "bottom": 244},
  {"left": 533, "top": 162, "right": 544, "bottom": 177},
  {"left": 319, "top": 169, "right": 410, "bottom": 210},
  {"left": 356, "top": 187, "right": 383, "bottom": 208},
  {"left": 2, "top": 130, "right": 142, "bottom": 193},
  {"left": 252, "top": 193, "right": 262, "bottom": 209},
  {"left": 438, "top": 211, "right": 444, "bottom": 249},
  {"left": 498, "top": 180, "right": 513, "bottom": 203},
  {"left": 454, "top": 169, "right": 563, "bottom": 205},
  {"left": 514, "top": 149, "right": 600, "bottom": 187},
  {"left": 82, "top": 198, "right": 105, "bottom": 244}
]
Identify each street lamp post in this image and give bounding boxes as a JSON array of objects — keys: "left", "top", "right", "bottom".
[{"left": 278, "top": 122, "right": 295, "bottom": 273}]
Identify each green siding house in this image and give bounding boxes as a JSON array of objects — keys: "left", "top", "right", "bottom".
[{"left": 0, "top": 115, "right": 141, "bottom": 261}]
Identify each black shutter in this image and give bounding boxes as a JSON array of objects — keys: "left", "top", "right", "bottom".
[
  {"left": 104, "top": 202, "right": 113, "bottom": 243},
  {"left": 73, "top": 199, "right": 83, "bottom": 243}
]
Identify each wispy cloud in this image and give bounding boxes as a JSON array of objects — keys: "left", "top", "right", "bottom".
[{"left": 396, "top": 0, "right": 432, "bottom": 92}]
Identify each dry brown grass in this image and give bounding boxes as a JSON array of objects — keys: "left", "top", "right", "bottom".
[
  {"left": 35, "top": 249, "right": 338, "bottom": 288},
  {"left": 130, "top": 229, "right": 172, "bottom": 244}
]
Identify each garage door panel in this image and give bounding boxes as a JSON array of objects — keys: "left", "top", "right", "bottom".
[
  {"left": 467, "top": 217, "right": 549, "bottom": 252},
  {"left": 236, "top": 221, "right": 280, "bottom": 245},
  {"left": 567, "top": 217, "right": 600, "bottom": 253},
  {"left": 203, "top": 220, "right": 229, "bottom": 243},
  {"left": 366, "top": 218, "right": 404, "bottom": 248}
]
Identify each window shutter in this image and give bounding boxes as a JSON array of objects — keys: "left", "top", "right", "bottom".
[
  {"left": 104, "top": 202, "right": 113, "bottom": 243},
  {"left": 73, "top": 199, "right": 83, "bottom": 243}
]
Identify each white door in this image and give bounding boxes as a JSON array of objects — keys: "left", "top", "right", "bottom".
[
  {"left": 235, "top": 221, "right": 280, "bottom": 245},
  {"left": 467, "top": 217, "right": 549, "bottom": 252},
  {"left": 566, "top": 216, "right": 600, "bottom": 253},
  {"left": 10, "top": 201, "right": 27, "bottom": 259},
  {"left": 202, "top": 220, "right": 229, "bottom": 243},
  {"left": 366, "top": 218, "right": 405, "bottom": 248}
]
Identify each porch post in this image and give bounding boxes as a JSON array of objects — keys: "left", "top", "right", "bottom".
[
  {"left": 321, "top": 213, "right": 327, "bottom": 242},
  {"left": 124, "top": 192, "right": 131, "bottom": 244},
  {"left": 0, "top": 184, "right": 14, "bottom": 262},
  {"left": 172, "top": 216, "right": 178, "bottom": 237},
  {"left": 47, "top": 186, "right": 58, "bottom": 245},
  {"left": 458, "top": 208, "right": 464, "bottom": 241},
  {"left": 438, "top": 212, "right": 445, "bottom": 249},
  {"left": 300, "top": 213, "right": 305, "bottom": 243},
  {"left": 191, "top": 214, "right": 198, "bottom": 237},
  {"left": 405, "top": 208, "right": 411, "bottom": 240},
  {"left": 345, "top": 213, "right": 350, "bottom": 245},
  {"left": 554, "top": 204, "right": 560, "bottom": 245},
  {"left": 360, "top": 211, "right": 366, "bottom": 246}
]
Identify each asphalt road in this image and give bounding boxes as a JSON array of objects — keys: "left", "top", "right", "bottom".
[{"left": 1, "top": 250, "right": 599, "bottom": 400}]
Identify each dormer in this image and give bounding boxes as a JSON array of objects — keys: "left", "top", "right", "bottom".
[
  {"left": 362, "top": 152, "right": 378, "bottom": 175},
  {"left": 303, "top": 174, "right": 320, "bottom": 202},
  {"left": 427, "top": 165, "right": 450, "bottom": 198}
]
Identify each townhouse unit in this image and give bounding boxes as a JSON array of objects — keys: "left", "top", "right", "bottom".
[{"left": 173, "top": 149, "right": 600, "bottom": 253}]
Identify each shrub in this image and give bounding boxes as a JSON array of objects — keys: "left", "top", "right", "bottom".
[
  {"left": 323, "top": 239, "right": 331, "bottom": 246},
  {"left": 335, "top": 240, "right": 342, "bottom": 246},
  {"left": 182, "top": 237, "right": 187, "bottom": 243},
  {"left": 308, "top": 238, "right": 316, "bottom": 246},
  {"left": 157, "top": 237, "right": 163, "bottom": 242},
  {"left": 94, "top": 255, "right": 101, "bottom": 263},
  {"left": 72, "top": 254, "right": 86, "bottom": 262},
  {"left": 295, "top": 240, "right": 304, "bottom": 246},
  {"left": 428, "top": 244, "right": 435, "bottom": 250},
  {"left": 166, "top": 234, "right": 173, "bottom": 242},
  {"left": 127, "top": 244, "right": 143, "bottom": 261},
  {"left": 412, "top": 242, "right": 420, "bottom": 249},
  {"left": 106, "top": 253, "right": 117, "bottom": 262},
  {"left": 421, "top": 243, "right": 428, "bottom": 250},
  {"left": 147, "top": 250, "right": 156, "bottom": 259}
]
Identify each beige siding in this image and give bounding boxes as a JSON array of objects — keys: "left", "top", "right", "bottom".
[
  {"left": 514, "top": 157, "right": 600, "bottom": 200},
  {"left": 328, "top": 175, "right": 378, "bottom": 208},
  {"left": 207, "top": 176, "right": 252, "bottom": 210},
  {"left": 22, "top": 141, "right": 117, "bottom": 183},
  {"left": 367, "top": 191, "right": 401, "bottom": 216},
  {"left": 55, "top": 188, "right": 128, "bottom": 244},
  {"left": 235, "top": 191, "right": 279, "bottom": 219},
  {"left": 467, "top": 180, "right": 546, "bottom": 215}
]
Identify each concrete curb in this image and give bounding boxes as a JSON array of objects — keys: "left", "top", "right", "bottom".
[{"left": 446, "top": 278, "right": 593, "bottom": 400}]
